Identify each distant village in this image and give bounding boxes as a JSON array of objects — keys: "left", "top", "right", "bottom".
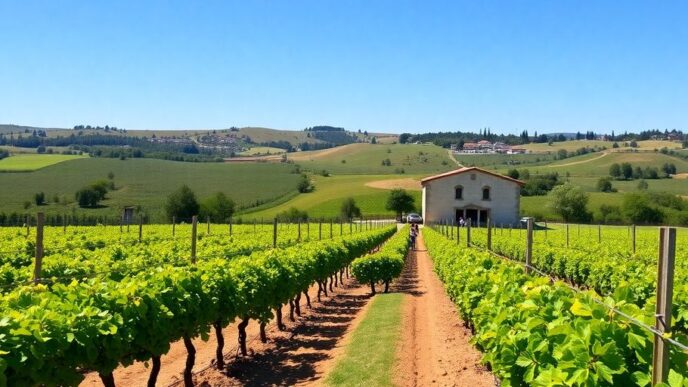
[{"left": 452, "top": 140, "right": 527, "bottom": 154}]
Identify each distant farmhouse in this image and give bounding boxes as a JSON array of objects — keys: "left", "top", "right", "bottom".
[
  {"left": 454, "top": 140, "right": 526, "bottom": 154},
  {"left": 421, "top": 167, "right": 524, "bottom": 227}
]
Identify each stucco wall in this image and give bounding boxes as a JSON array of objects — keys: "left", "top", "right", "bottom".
[{"left": 422, "top": 171, "right": 520, "bottom": 226}]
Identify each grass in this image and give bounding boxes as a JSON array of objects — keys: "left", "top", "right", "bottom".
[
  {"left": 0, "top": 158, "right": 300, "bottom": 222},
  {"left": 237, "top": 146, "right": 286, "bottom": 156},
  {"left": 520, "top": 139, "right": 681, "bottom": 153},
  {"left": 242, "top": 174, "right": 422, "bottom": 219},
  {"left": 288, "top": 143, "right": 455, "bottom": 175},
  {"left": 325, "top": 293, "right": 404, "bottom": 387},
  {"left": 454, "top": 152, "right": 558, "bottom": 169},
  {"left": 0, "top": 154, "right": 87, "bottom": 171}
]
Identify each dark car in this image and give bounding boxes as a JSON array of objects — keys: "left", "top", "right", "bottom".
[{"left": 407, "top": 213, "right": 423, "bottom": 224}]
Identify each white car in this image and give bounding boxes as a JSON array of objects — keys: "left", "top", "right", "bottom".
[{"left": 407, "top": 213, "right": 423, "bottom": 224}]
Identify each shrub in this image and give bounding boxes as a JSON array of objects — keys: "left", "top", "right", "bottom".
[{"left": 165, "top": 185, "right": 200, "bottom": 221}]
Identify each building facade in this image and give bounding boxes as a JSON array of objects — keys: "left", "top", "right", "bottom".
[{"left": 421, "top": 167, "right": 523, "bottom": 226}]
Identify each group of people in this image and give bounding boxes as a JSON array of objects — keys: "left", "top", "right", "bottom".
[{"left": 409, "top": 223, "right": 419, "bottom": 250}]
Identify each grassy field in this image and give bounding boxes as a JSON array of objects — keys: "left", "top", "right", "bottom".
[
  {"left": 242, "top": 174, "right": 423, "bottom": 219},
  {"left": 521, "top": 139, "right": 681, "bottom": 153},
  {"left": 325, "top": 293, "right": 404, "bottom": 387},
  {"left": 0, "top": 154, "right": 87, "bottom": 171},
  {"left": 0, "top": 158, "right": 300, "bottom": 222},
  {"left": 454, "top": 152, "right": 558, "bottom": 169},
  {"left": 237, "top": 146, "right": 286, "bottom": 156},
  {"left": 288, "top": 143, "right": 455, "bottom": 175}
]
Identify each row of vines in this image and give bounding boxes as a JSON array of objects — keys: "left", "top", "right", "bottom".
[{"left": 0, "top": 224, "right": 396, "bottom": 387}]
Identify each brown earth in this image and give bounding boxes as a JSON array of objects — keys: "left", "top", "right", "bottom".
[
  {"left": 393, "top": 232, "right": 495, "bottom": 387},
  {"left": 673, "top": 173, "right": 688, "bottom": 179},
  {"left": 365, "top": 178, "right": 422, "bottom": 191}
]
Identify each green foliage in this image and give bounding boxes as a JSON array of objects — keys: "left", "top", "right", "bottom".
[
  {"left": 521, "top": 173, "right": 562, "bottom": 196},
  {"left": 33, "top": 192, "right": 45, "bottom": 206},
  {"left": 507, "top": 169, "right": 520, "bottom": 179},
  {"left": 385, "top": 189, "right": 415, "bottom": 219},
  {"left": 597, "top": 177, "right": 615, "bottom": 192},
  {"left": 276, "top": 207, "right": 309, "bottom": 222},
  {"left": 75, "top": 187, "right": 102, "bottom": 208},
  {"left": 199, "top": 192, "right": 235, "bottom": 223},
  {"left": 549, "top": 183, "right": 592, "bottom": 222},
  {"left": 340, "top": 197, "right": 361, "bottom": 221},
  {"left": 622, "top": 193, "right": 664, "bottom": 224},
  {"left": 351, "top": 227, "right": 409, "bottom": 294},
  {"left": 423, "top": 228, "right": 688, "bottom": 386},
  {"left": 165, "top": 185, "right": 200, "bottom": 221},
  {"left": 297, "top": 174, "right": 314, "bottom": 193}
]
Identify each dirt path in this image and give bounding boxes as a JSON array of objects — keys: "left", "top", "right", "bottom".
[
  {"left": 545, "top": 151, "right": 608, "bottom": 167},
  {"left": 447, "top": 149, "right": 463, "bottom": 167},
  {"left": 81, "top": 274, "right": 373, "bottom": 387},
  {"left": 394, "top": 232, "right": 494, "bottom": 387}
]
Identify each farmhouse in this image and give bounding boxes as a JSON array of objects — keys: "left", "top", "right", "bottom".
[{"left": 421, "top": 167, "right": 524, "bottom": 226}]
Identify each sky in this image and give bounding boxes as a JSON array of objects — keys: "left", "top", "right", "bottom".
[{"left": 0, "top": 1, "right": 686, "bottom": 134}]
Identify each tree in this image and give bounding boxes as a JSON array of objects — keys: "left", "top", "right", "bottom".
[
  {"left": 200, "top": 192, "right": 235, "bottom": 222},
  {"left": 165, "top": 185, "right": 200, "bottom": 221},
  {"left": 622, "top": 193, "right": 663, "bottom": 224},
  {"left": 609, "top": 163, "right": 621, "bottom": 179},
  {"left": 297, "top": 174, "right": 313, "bottom": 193},
  {"left": 340, "top": 197, "right": 361, "bottom": 221},
  {"left": 399, "top": 133, "right": 412, "bottom": 144},
  {"left": 507, "top": 169, "right": 520, "bottom": 179},
  {"left": 276, "top": 207, "right": 309, "bottom": 222},
  {"left": 549, "top": 183, "right": 592, "bottom": 222},
  {"left": 75, "top": 187, "right": 102, "bottom": 208},
  {"left": 637, "top": 179, "right": 649, "bottom": 190},
  {"left": 386, "top": 189, "right": 415, "bottom": 220},
  {"left": 621, "top": 163, "right": 633, "bottom": 180},
  {"left": 596, "top": 177, "right": 614, "bottom": 192},
  {"left": 370, "top": 137, "right": 377, "bottom": 144},
  {"left": 34, "top": 192, "right": 45, "bottom": 206}
]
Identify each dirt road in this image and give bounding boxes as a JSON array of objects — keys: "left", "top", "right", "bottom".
[{"left": 394, "top": 232, "right": 494, "bottom": 387}]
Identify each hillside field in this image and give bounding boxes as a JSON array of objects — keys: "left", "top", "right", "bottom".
[
  {"left": 0, "top": 158, "right": 300, "bottom": 222},
  {"left": 0, "top": 153, "right": 87, "bottom": 171}
]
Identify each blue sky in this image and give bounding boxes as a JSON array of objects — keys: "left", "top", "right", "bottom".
[{"left": 1, "top": 1, "right": 686, "bottom": 134}]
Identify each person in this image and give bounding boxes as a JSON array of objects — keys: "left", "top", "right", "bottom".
[
  {"left": 409, "top": 224, "right": 417, "bottom": 250},
  {"left": 459, "top": 217, "right": 465, "bottom": 227}
]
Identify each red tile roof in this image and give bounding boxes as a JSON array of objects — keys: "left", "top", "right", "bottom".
[{"left": 420, "top": 167, "right": 525, "bottom": 186}]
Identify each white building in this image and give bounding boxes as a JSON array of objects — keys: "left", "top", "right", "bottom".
[{"left": 421, "top": 167, "right": 524, "bottom": 226}]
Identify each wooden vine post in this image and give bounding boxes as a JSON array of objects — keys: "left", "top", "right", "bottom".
[
  {"left": 632, "top": 224, "right": 637, "bottom": 254},
  {"left": 273, "top": 218, "right": 278, "bottom": 248},
  {"left": 466, "top": 219, "right": 471, "bottom": 247},
  {"left": 138, "top": 216, "right": 143, "bottom": 243},
  {"left": 544, "top": 220, "right": 547, "bottom": 239},
  {"left": 329, "top": 221, "right": 333, "bottom": 239},
  {"left": 319, "top": 221, "right": 322, "bottom": 240},
  {"left": 456, "top": 221, "right": 460, "bottom": 245},
  {"left": 33, "top": 213, "right": 45, "bottom": 284},
  {"left": 191, "top": 216, "right": 198, "bottom": 263},
  {"left": 598, "top": 224, "right": 601, "bottom": 243},
  {"left": 297, "top": 221, "right": 301, "bottom": 241},
  {"left": 207, "top": 216, "right": 210, "bottom": 235},
  {"left": 566, "top": 224, "right": 570, "bottom": 247},
  {"left": 487, "top": 218, "right": 492, "bottom": 251},
  {"left": 25, "top": 215, "right": 30, "bottom": 237},
  {"left": 651, "top": 227, "right": 676, "bottom": 385},
  {"left": 229, "top": 219, "right": 233, "bottom": 236},
  {"left": 172, "top": 216, "right": 176, "bottom": 236},
  {"left": 525, "top": 217, "right": 534, "bottom": 275}
]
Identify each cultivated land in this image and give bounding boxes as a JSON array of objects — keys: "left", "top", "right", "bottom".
[
  {"left": 0, "top": 153, "right": 87, "bottom": 171},
  {"left": 0, "top": 158, "right": 299, "bottom": 221}
]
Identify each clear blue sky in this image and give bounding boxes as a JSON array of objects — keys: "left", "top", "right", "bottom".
[{"left": 1, "top": 1, "right": 686, "bottom": 134}]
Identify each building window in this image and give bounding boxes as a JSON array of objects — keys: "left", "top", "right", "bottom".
[
  {"left": 482, "top": 187, "right": 490, "bottom": 200},
  {"left": 455, "top": 186, "right": 463, "bottom": 200}
]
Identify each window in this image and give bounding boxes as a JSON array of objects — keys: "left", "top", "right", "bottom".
[
  {"left": 455, "top": 186, "right": 463, "bottom": 199},
  {"left": 482, "top": 187, "right": 490, "bottom": 200}
]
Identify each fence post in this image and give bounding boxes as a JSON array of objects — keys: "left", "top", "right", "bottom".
[
  {"left": 652, "top": 227, "right": 676, "bottom": 385},
  {"left": 63, "top": 215, "right": 67, "bottom": 233},
  {"left": 25, "top": 215, "right": 30, "bottom": 237},
  {"left": 172, "top": 216, "right": 176, "bottom": 236},
  {"left": 632, "top": 224, "right": 637, "bottom": 254},
  {"left": 206, "top": 216, "right": 210, "bottom": 235},
  {"left": 598, "top": 224, "right": 601, "bottom": 243},
  {"left": 350, "top": 221, "right": 352, "bottom": 234},
  {"left": 330, "top": 221, "right": 333, "bottom": 239},
  {"left": 273, "top": 218, "right": 278, "bottom": 248},
  {"left": 466, "top": 219, "right": 471, "bottom": 247},
  {"left": 191, "top": 216, "right": 197, "bottom": 263},
  {"left": 33, "top": 213, "right": 45, "bottom": 284},
  {"left": 340, "top": 220, "right": 343, "bottom": 236},
  {"left": 544, "top": 220, "right": 547, "bottom": 240},
  {"left": 566, "top": 224, "right": 570, "bottom": 247},
  {"left": 456, "top": 221, "right": 460, "bottom": 245},
  {"left": 487, "top": 218, "right": 492, "bottom": 251},
  {"left": 298, "top": 221, "right": 301, "bottom": 241},
  {"left": 319, "top": 220, "right": 322, "bottom": 240},
  {"left": 119, "top": 214, "right": 123, "bottom": 233},
  {"left": 525, "top": 217, "right": 534, "bottom": 275},
  {"left": 138, "top": 216, "right": 143, "bottom": 242}
]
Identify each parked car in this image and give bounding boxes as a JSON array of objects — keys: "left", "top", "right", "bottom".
[{"left": 407, "top": 213, "right": 423, "bottom": 224}]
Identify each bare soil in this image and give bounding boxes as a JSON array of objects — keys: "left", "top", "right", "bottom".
[
  {"left": 393, "top": 232, "right": 495, "bottom": 387},
  {"left": 365, "top": 178, "right": 422, "bottom": 191}
]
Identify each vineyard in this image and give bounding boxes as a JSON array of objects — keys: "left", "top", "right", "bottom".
[
  {"left": 0, "top": 220, "right": 397, "bottom": 386},
  {"left": 425, "top": 223, "right": 688, "bottom": 385}
]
